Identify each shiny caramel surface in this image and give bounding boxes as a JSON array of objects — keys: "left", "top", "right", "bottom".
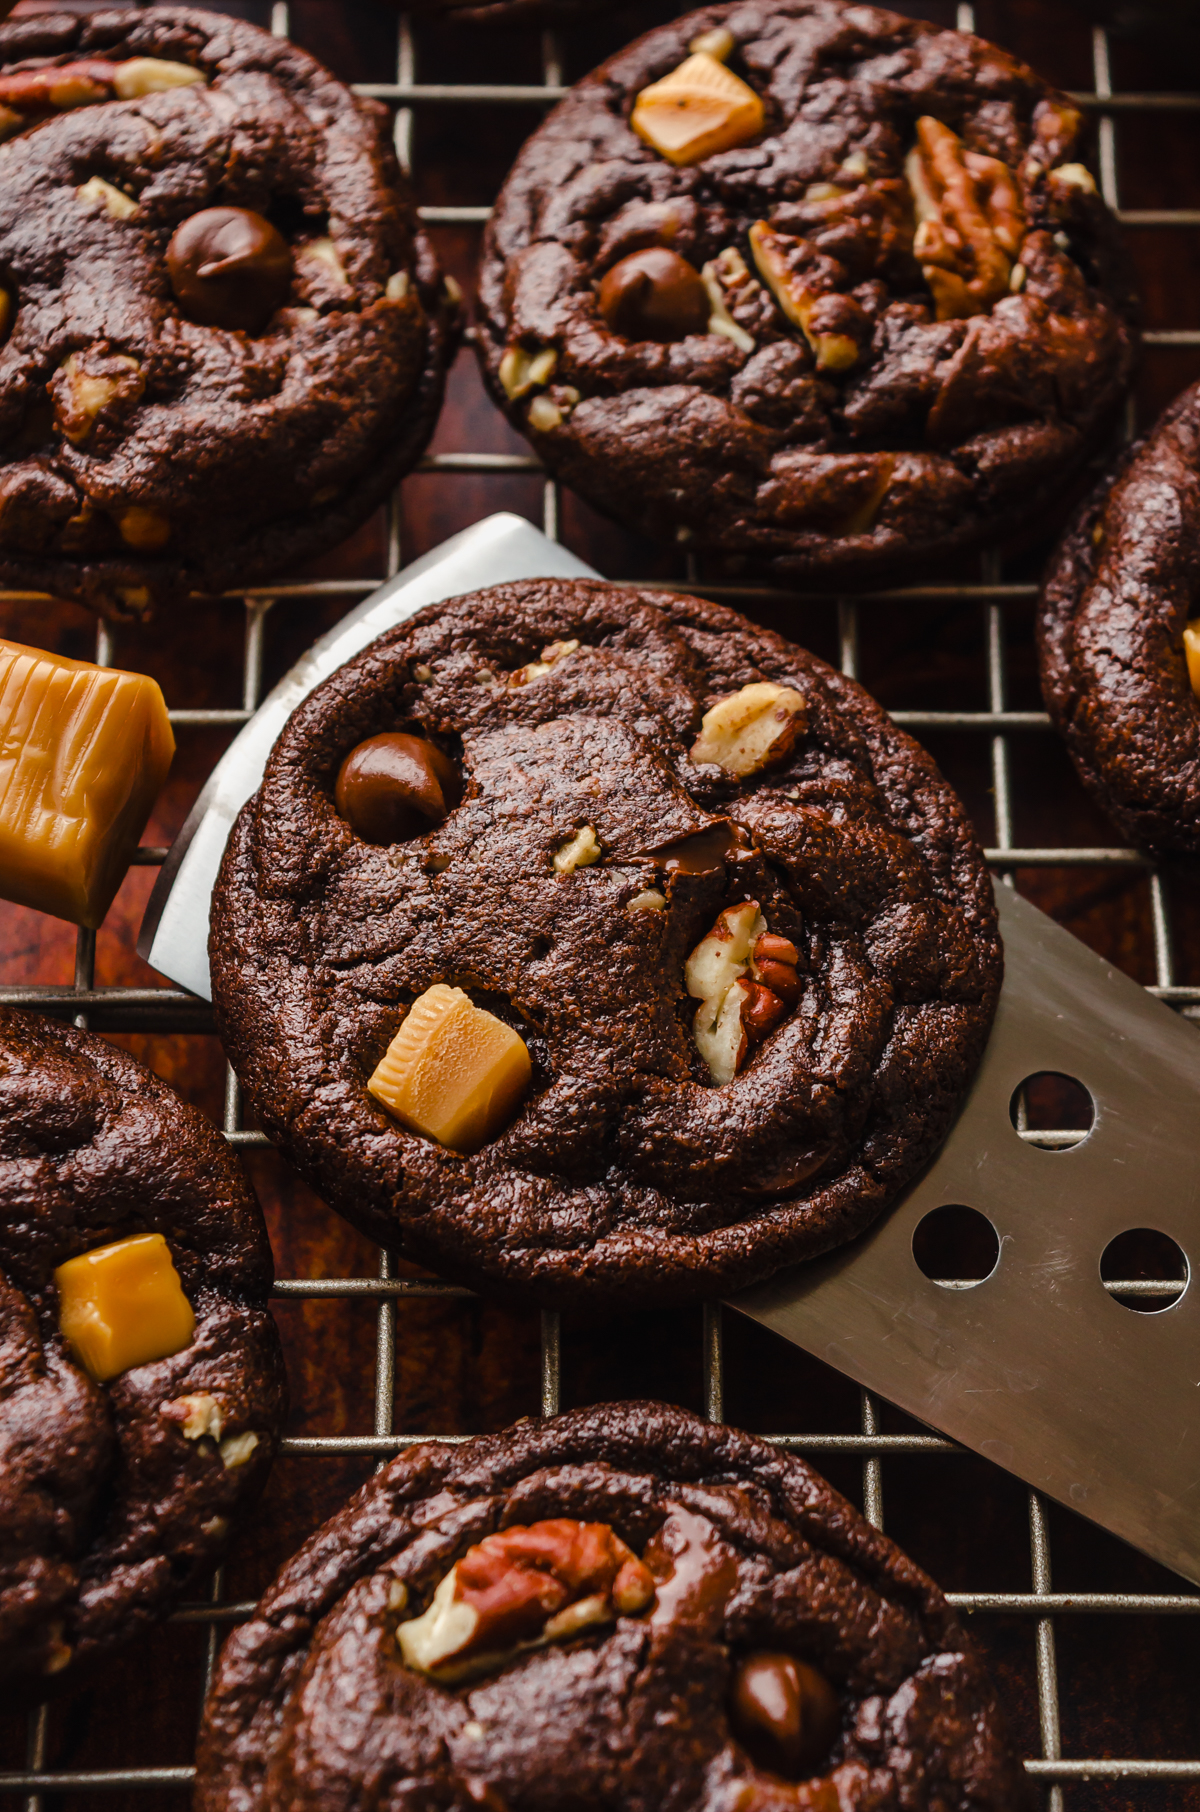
[
  {"left": 0, "top": 639, "right": 173, "bottom": 928},
  {"left": 55, "top": 1231, "right": 196, "bottom": 1384}
]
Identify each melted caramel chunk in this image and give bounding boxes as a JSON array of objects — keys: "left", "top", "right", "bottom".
[
  {"left": 368, "top": 983, "right": 531, "bottom": 1154},
  {"left": 56, "top": 1232, "right": 195, "bottom": 1383},
  {"left": 632, "top": 51, "right": 764, "bottom": 167},
  {"left": 0, "top": 640, "right": 174, "bottom": 928},
  {"left": 1184, "top": 621, "right": 1200, "bottom": 699}
]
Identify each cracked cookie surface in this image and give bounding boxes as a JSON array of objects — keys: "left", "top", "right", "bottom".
[
  {"left": 477, "top": 0, "right": 1137, "bottom": 582},
  {"left": 194, "top": 1401, "right": 1027, "bottom": 1812},
  {"left": 0, "top": 1007, "right": 286, "bottom": 1695},
  {"left": 0, "top": 6, "right": 457, "bottom": 619},
  {"left": 1038, "top": 379, "right": 1200, "bottom": 854},
  {"left": 210, "top": 577, "right": 1001, "bottom": 1307}
]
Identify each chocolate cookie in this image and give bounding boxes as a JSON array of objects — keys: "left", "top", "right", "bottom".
[
  {"left": 0, "top": 7, "right": 458, "bottom": 621},
  {"left": 195, "top": 1401, "right": 1027, "bottom": 1811},
  {"left": 1038, "top": 381, "right": 1200, "bottom": 854},
  {"left": 476, "top": 0, "right": 1137, "bottom": 582},
  {"left": 0, "top": 1007, "right": 286, "bottom": 1694},
  {"left": 210, "top": 578, "right": 1002, "bottom": 1307}
]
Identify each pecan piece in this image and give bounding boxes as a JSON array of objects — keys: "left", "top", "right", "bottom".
[
  {"left": 905, "top": 116, "right": 1026, "bottom": 321},
  {"left": 748, "top": 223, "right": 869, "bottom": 371},
  {"left": 685, "top": 904, "right": 802, "bottom": 1083},
  {"left": 396, "top": 1519, "right": 655, "bottom": 1680}
]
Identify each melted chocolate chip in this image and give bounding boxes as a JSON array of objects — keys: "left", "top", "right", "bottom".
[
  {"left": 598, "top": 248, "right": 709, "bottom": 343},
  {"left": 640, "top": 820, "right": 750, "bottom": 874},
  {"left": 730, "top": 1652, "right": 840, "bottom": 1779},
  {"left": 335, "top": 733, "right": 461, "bottom": 844},
  {"left": 643, "top": 1505, "right": 739, "bottom": 1631},
  {"left": 167, "top": 208, "right": 293, "bottom": 333}
]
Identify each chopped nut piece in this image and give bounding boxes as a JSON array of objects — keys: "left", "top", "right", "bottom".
[
  {"left": 168, "top": 1392, "right": 225, "bottom": 1441},
  {"left": 76, "top": 175, "right": 138, "bottom": 220},
  {"left": 690, "top": 681, "right": 807, "bottom": 777},
  {"left": 112, "top": 57, "right": 205, "bottom": 98},
  {"left": 385, "top": 270, "right": 410, "bottom": 301},
  {"left": 748, "top": 221, "right": 864, "bottom": 370},
  {"left": 1051, "top": 162, "right": 1097, "bottom": 194},
  {"left": 688, "top": 26, "right": 735, "bottom": 60},
  {"left": 686, "top": 903, "right": 801, "bottom": 1083},
  {"left": 685, "top": 900, "right": 765, "bottom": 1006},
  {"left": 388, "top": 1579, "right": 409, "bottom": 1612},
  {"left": 628, "top": 888, "right": 666, "bottom": 913},
  {"left": 0, "top": 59, "right": 112, "bottom": 113},
  {"left": 219, "top": 1431, "right": 260, "bottom": 1470},
  {"left": 56, "top": 1232, "right": 195, "bottom": 1383},
  {"left": 53, "top": 350, "right": 144, "bottom": 444},
  {"left": 840, "top": 149, "right": 870, "bottom": 179},
  {"left": 413, "top": 663, "right": 434, "bottom": 682},
  {"left": 631, "top": 52, "right": 764, "bottom": 168},
  {"left": 528, "top": 395, "right": 562, "bottom": 432},
  {"left": 368, "top": 983, "right": 531, "bottom": 1154},
  {"left": 298, "top": 236, "right": 349, "bottom": 287},
  {"left": 0, "top": 638, "right": 173, "bottom": 927},
  {"left": 700, "top": 258, "right": 756, "bottom": 353},
  {"left": 509, "top": 638, "right": 580, "bottom": 688},
  {"left": 1009, "top": 261, "right": 1026, "bottom": 293},
  {"left": 499, "top": 345, "right": 557, "bottom": 399},
  {"left": 1183, "top": 621, "right": 1200, "bottom": 699},
  {"left": 905, "top": 116, "right": 1025, "bottom": 320},
  {"left": 200, "top": 1516, "right": 229, "bottom": 1540},
  {"left": 397, "top": 1521, "right": 656, "bottom": 1681},
  {"left": 554, "top": 825, "right": 601, "bottom": 872},
  {"left": 118, "top": 505, "right": 170, "bottom": 551}
]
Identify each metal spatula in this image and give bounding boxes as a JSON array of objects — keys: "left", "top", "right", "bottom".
[
  {"left": 733, "top": 880, "right": 1200, "bottom": 1587},
  {"left": 140, "top": 518, "right": 1200, "bottom": 1583}
]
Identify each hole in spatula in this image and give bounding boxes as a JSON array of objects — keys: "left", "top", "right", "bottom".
[
  {"left": 1009, "top": 1071, "right": 1095, "bottom": 1150},
  {"left": 912, "top": 1205, "right": 1000, "bottom": 1290},
  {"left": 1100, "top": 1228, "right": 1189, "bottom": 1312}
]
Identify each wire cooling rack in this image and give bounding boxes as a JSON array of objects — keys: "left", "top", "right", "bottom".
[{"left": 2, "top": 1, "right": 1200, "bottom": 1804}]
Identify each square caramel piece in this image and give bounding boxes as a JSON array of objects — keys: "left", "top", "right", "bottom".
[
  {"left": 368, "top": 983, "right": 532, "bottom": 1155},
  {"left": 55, "top": 1231, "right": 196, "bottom": 1383},
  {"left": 0, "top": 639, "right": 174, "bottom": 928},
  {"left": 631, "top": 51, "right": 764, "bottom": 168}
]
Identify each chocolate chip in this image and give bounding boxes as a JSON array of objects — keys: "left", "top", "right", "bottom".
[
  {"left": 639, "top": 819, "right": 751, "bottom": 874},
  {"left": 167, "top": 208, "right": 292, "bottom": 333},
  {"left": 598, "top": 248, "right": 709, "bottom": 343},
  {"left": 729, "top": 1651, "right": 839, "bottom": 1777},
  {"left": 335, "top": 733, "right": 461, "bottom": 844}
]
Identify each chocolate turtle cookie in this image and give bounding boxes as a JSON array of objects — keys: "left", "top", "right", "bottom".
[
  {"left": 0, "top": 1007, "right": 286, "bottom": 1694},
  {"left": 210, "top": 578, "right": 1002, "bottom": 1307},
  {"left": 195, "top": 1401, "right": 1027, "bottom": 1812},
  {"left": 476, "top": 0, "right": 1137, "bottom": 582},
  {"left": 1038, "top": 380, "right": 1200, "bottom": 854},
  {"left": 0, "top": 7, "right": 457, "bottom": 621}
]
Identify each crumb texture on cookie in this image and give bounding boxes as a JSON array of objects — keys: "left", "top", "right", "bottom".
[
  {"left": 1038, "top": 379, "right": 1200, "bottom": 854},
  {"left": 211, "top": 578, "right": 1002, "bottom": 1307},
  {"left": 194, "top": 1402, "right": 1027, "bottom": 1812},
  {"left": 0, "top": 6, "right": 457, "bottom": 619},
  {"left": 0, "top": 1007, "right": 287, "bottom": 1693},
  {"left": 477, "top": 0, "right": 1137, "bottom": 580}
]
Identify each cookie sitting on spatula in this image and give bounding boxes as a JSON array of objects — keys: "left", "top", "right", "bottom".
[{"left": 211, "top": 579, "right": 1001, "bottom": 1307}]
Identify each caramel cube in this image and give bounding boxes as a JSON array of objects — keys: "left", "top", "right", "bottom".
[
  {"left": 0, "top": 639, "right": 174, "bottom": 928},
  {"left": 1184, "top": 621, "right": 1200, "bottom": 700},
  {"left": 368, "top": 983, "right": 532, "bottom": 1155},
  {"left": 631, "top": 52, "right": 764, "bottom": 168},
  {"left": 56, "top": 1232, "right": 196, "bottom": 1383}
]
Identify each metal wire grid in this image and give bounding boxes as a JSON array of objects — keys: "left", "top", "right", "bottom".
[{"left": 0, "top": 3, "right": 1198, "bottom": 1802}]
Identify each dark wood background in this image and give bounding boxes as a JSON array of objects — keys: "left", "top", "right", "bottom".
[{"left": 1, "top": 0, "right": 1199, "bottom": 1805}]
